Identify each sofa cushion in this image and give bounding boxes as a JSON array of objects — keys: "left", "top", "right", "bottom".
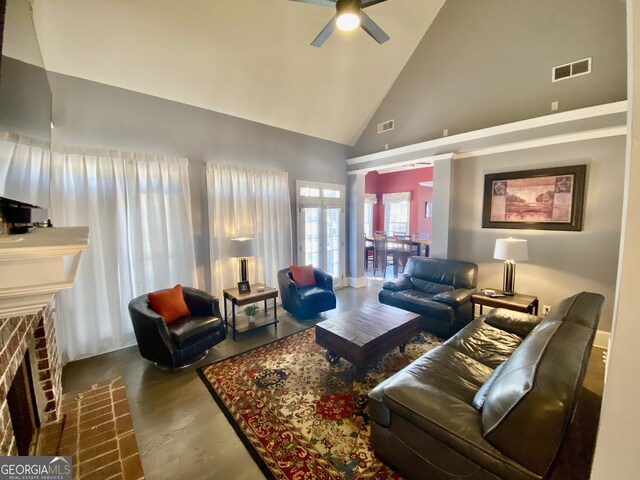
[
  {"left": 484, "top": 309, "right": 542, "bottom": 337},
  {"left": 381, "top": 289, "right": 454, "bottom": 323},
  {"left": 481, "top": 312, "right": 599, "bottom": 475},
  {"left": 382, "top": 276, "right": 412, "bottom": 292},
  {"left": 403, "top": 257, "right": 477, "bottom": 289},
  {"left": 471, "top": 361, "right": 506, "bottom": 411},
  {"left": 298, "top": 286, "right": 334, "bottom": 303},
  {"left": 167, "top": 315, "right": 223, "bottom": 348},
  {"left": 410, "top": 278, "right": 453, "bottom": 294},
  {"left": 432, "top": 288, "right": 475, "bottom": 307},
  {"left": 444, "top": 320, "right": 522, "bottom": 369},
  {"left": 387, "top": 346, "right": 493, "bottom": 405}
]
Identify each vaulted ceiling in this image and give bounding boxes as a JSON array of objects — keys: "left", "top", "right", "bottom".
[{"left": 29, "top": 0, "right": 445, "bottom": 145}]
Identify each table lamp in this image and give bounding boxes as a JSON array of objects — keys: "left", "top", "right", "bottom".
[
  {"left": 230, "top": 237, "right": 255, "bottom": 283},
  {"left": 493, "top": 238, "right": 528, "bottom": 296}
]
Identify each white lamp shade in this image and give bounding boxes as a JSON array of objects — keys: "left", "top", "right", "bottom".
[
  {"left": 230, "top": 237, "right": 255, "bottom": 258},
  {"left": 494, "top": 238, "right": 528, "bottom": 261}
]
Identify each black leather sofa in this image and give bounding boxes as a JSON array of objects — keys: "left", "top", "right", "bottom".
[
  {"left": 128, "top": 287, "right": 225, "bottom": 368},
  {"left": 368, "top": 291, "right": 604, "bottom": 480},
  {"left": 277, "top": 267, "right": 337, "bottom": 320},
  {"left": 379, "top": 256, "right": 478, "bottom": 337}
]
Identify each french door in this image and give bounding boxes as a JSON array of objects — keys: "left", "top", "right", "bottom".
[{"left": 297, "top": 181, "right": 345, "bottom": 288}]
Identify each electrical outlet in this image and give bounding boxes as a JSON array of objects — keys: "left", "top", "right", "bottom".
[
  {"left": 443, "top": 129, "right": 449, "bottom": 137},
  {"left": 551, "top": 101, "right": 559, "bottom": 111},
  {"left": 542, "top": 305, "right": 551, "bottom": 315}
]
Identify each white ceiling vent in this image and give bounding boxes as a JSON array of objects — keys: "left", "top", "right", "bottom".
[
  {"left": 377, "top": 119, "right": 395, "bottom": 134},
  {"left": 552, "top": 57, "right": 592, "bottom": 82}
]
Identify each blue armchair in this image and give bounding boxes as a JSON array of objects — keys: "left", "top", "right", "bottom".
[{"left": 277, "top": 267, "right": 337, "bottom": 320}]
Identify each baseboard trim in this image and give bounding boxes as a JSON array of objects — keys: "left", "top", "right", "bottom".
[
  {"left": 594, "top": 329, "right": 611, "bottom": 350},
  {"left": 347, "top": 277, "right": 367, "bottom": 288}
]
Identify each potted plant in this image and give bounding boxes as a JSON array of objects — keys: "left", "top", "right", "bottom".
[{"left": 244, "top": 304, "right": 259, "bottom": 324}]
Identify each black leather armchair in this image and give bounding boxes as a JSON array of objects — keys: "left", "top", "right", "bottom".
[
  {"left": 277, "top": 267, "right": 337, "bottom": 320},
  {"left": 128, "top": 286, "right": 225, "bottom": 368},
  {"left": 379, "top": 256, "right": 478, "bottom": 337}
]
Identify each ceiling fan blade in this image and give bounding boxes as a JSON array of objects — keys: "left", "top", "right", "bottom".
[
  {"left": 360, "top": 10, "right": 390, "bottom": 44},
  {"left": 311, "top": 15, "right": 337, "bottom": 47},
  {"left": 289, "top": 0, "right": 336, "bottom": 7},
  {"left": 361, "top": 0, "right": 388, "bottom": 8}
]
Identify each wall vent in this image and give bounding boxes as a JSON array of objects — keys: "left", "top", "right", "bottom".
[
  {"left": 552, "top": 57, "right": 592, "bottom": 82},
  {"left": 377, "top": 119, "right": 394, "bottom": 134}
]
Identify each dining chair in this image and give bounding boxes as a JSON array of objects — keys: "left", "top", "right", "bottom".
[
  {"left": 412, "top": 232, "right": 430, "bottom": 257},
  {"left": 395, "top": 235, "right": 418, "bottom": 273},
  {"left": 373, "top": 234, "right": 397, "bottom": 277},
  {"left": 364, "top": 234, "right": 374, "bottom": 269}
]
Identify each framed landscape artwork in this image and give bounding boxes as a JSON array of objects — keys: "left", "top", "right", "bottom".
[{"left": 482, "top": 165, "right": 586, "bottom": 231}]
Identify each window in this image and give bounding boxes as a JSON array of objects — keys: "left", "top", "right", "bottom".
[
  {"left": 364, "top": 203, "right": 373, "bottom": 237},
  {"left": 383, "top": 192, "right": 411, "bottom": 236},
  {"left": 296, "top": 180, "right": 346, "bottom": 287},
  {"left": 364, "top": 193, "right": 377, "bottom": 238}
]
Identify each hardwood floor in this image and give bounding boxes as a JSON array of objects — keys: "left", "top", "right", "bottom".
[
  {"left": 61, "top": 279, "right": 604, "bottom": 479},
  {"left": 62, "top": 282, "right": 380, "bottom": 480}
]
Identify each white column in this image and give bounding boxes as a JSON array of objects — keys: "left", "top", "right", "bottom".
[
  {"left": 431, "top": 155, "right": 454, "bottom": 259},
  {"left": 590, "top": 1, "right": 640, "bottom": 477},
  {"left": 347, "top": 172, "right": 366, "bottom": 287}
]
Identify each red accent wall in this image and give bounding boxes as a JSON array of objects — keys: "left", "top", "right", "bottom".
[{"left": 364, "top": 168, "right": 433, "bottom": 237}]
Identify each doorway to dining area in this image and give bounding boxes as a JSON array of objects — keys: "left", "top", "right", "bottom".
[{"left": 364, "top": 166, "right": 433, "bottom": 277}]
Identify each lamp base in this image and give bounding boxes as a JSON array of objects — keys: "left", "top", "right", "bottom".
[
  {"left": 502, "top": 260, "right": 516, "bottom": 296},
  {"left": 239, "top": 257, "right": 249, "bottom": 283}
]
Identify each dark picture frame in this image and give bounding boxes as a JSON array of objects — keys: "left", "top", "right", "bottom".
[
  {"left": 237, "top": 280, "right": 251, "bottom": 294},
  {"left": 482, "top": 165, "right": 586, "bottom": 231}
]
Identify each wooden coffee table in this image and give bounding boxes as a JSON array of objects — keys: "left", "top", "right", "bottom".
[{"left": 315, "top": 304, "right": 421, "bottom": 371}]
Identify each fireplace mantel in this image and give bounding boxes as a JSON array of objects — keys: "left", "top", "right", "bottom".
[{"left": 0, "top": 227, "right": 89, "bottom": 317}]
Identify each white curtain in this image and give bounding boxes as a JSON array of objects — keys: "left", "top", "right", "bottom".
[
  {"left": 0, "top": 131, "right": 50, "bottom": 208},
  {"left": 364, "top": 193, "right": 378, "bottom": 204},
  {"left": 382, "top": 191, "right": 411, "bottom": 204},
  {"left": 50, "top": 146, "right": 197, "bottom": 362},
  {"left": 383, "top": 191, "right": 411, "bottom": 236},
  {"left": 206, "top": 163, "right": 292, "bottom": 300}
]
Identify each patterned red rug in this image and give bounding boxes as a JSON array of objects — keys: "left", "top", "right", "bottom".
[{"left": 198, "top": 327, "right": 442, "bottom": 480}]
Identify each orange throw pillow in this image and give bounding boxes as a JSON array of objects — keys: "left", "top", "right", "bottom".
[
  {"left": 290, "top": 265, "right": 317, "bottom": 287},
  {"left": 148, "top": 284, "right": 191, "bottom": 323}
]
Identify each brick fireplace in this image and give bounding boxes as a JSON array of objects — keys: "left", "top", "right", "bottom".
[
  {"left": 0, "top": 302, "right": 61, "bottom": 455},
  {"left": 0, "top": 226, "right": 89, "bottom": 457}
]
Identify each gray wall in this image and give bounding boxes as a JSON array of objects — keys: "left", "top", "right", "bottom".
[
  {"left": 348, "top": 0, "right": 627, "bottom": 331},
  {"left": 354, "top": 0, "right": 627, "bottom": 156},
  {"left": 448, "top": 136, "right": 626, "bottom": 332},
  {"left": 48, "top": 73, "right": 352, "bottom": 290}
]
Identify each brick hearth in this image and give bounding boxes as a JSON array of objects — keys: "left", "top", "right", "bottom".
[{"left": 58, "top": 377, "right": 144, "bottom": 480}]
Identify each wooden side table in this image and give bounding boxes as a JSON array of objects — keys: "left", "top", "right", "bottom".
[
  {"left": 471, "top": 290, "right": 539, "bottom": 317},
  {"left": 223, "top": 283, "right": 278, "bottom": 341}
]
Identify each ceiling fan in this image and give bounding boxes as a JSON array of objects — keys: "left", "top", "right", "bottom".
[{"left": 291, "top": 0, "right": 391, "bottom": 47}]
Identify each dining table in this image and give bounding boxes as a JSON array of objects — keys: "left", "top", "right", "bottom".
[{"left": 365, "top": 236, "right": 431, "bottom": 257}]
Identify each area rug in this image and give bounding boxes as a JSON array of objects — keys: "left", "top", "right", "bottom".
[{"left": 198, "top": 328, "right": 442, "bottom": 480}]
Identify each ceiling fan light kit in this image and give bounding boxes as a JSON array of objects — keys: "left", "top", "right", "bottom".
[
  {"left": 336, "top": 0, "right": 361, "bottom": 31},
  {"left": 336, "top": 12, "right": 360, "bottom": 31},
  {"left": 292, "top": 0, "right": 391, "bottom": 47}
]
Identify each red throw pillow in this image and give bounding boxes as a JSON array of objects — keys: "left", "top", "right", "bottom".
[
  {"left": 148, "top": 284, "right": 191, "bottom": 323},
  {"left": 290, "top": 264, "right": 317, "bottom": 287}
]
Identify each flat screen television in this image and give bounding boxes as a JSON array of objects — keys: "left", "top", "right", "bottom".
[{"left": 0, "top": 0, "right": 51, "bottom": 210}]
